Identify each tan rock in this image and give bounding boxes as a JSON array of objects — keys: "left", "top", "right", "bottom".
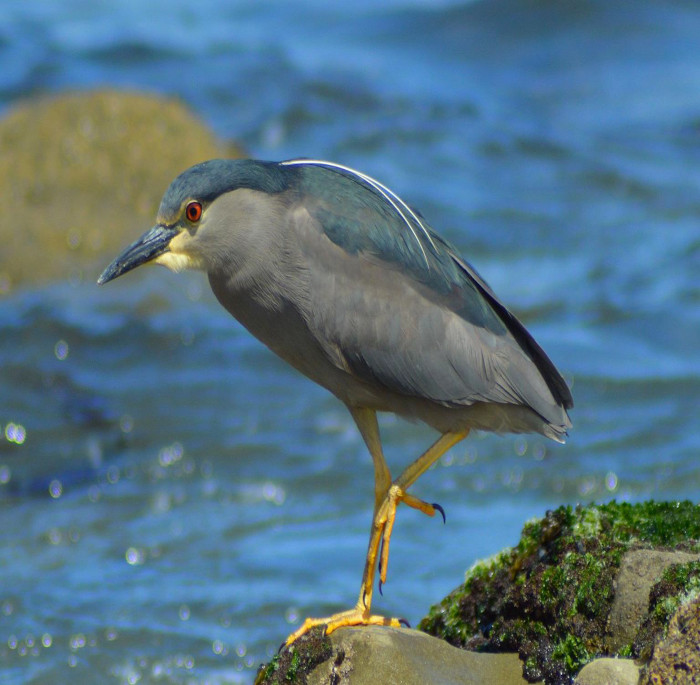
[
  {"left": 307, "top": 626, "right": 537, "bottom": 685},
  {"left": 643, "top": 596, "right": 700, "bottom": 685},
  {"left": 575, "top": 657, "right": 640, "bottom": 685},
  {"left": 0, "top": 89, "right": 243, "bottom": 291},
  {"left": 608, "top": 549, "right": 700, "bottom": 651}
]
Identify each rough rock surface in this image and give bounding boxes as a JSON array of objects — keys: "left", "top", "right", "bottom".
[
  {"left": 420, "top": 502, "right": 700, "bottom": 684},
  {"left": 608, "top": 549, "right": 700, "bottom": 651},
  {"left": 0, "top": 89, "right": 243, "bottom": 291},
  {"left": 643, "top": 596, "right": 700, "bottom": 685}
]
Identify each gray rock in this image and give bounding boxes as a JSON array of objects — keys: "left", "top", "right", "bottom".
[
  {"left": 307, "top": 626, "right": 537, "bottom": 685},
  {"left": 574, "top": 657, "right": 640, "bottom": 685}
]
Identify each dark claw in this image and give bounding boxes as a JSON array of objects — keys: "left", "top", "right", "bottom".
[
  {"left": 277, "top": 640, "right": 286, "bottom": 654},
  {"left": 432, "top": 502, "right": 446, "bottom": 524},
  {"left": 378, "top": 578, "right": 384, "bottom": 596},
  {"left": 398, "top": 617, "right": 411, "bottom": 628}
]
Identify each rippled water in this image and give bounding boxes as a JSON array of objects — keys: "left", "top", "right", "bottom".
[{"left": 1, "top": 1, "right": 699, "bottom": 683}]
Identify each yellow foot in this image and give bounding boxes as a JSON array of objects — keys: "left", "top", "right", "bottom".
[
  {"left": 403, "top": 492, "right": 445, "bottom": 521},
  {"left": 284, "top": 606, "right": 407, "bottom": 647},
  {"left": 375, "top": 485, "right": 444, "bottom": 590}
]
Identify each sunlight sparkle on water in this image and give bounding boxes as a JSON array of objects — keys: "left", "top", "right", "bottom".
[
  {"left": 159, "top": 442, "right": 184, "bottom": 467},
  {"left": 125, "top": 547, "right": 145, "bottom": 565},
  {"left": 4, "top": 422, "right": 26, "bottom": 444},
  {"left": 262, "top": 481, "right": 285, "bottom": 505},
  {"left": 54, "top": 339, "right": 69, "bottom": 360}
]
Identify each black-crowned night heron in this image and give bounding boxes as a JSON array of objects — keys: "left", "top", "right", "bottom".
[{"left": 98, "top": 158, "right": 572, "bottom": 645}]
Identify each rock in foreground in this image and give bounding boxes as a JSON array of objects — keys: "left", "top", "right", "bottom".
[
  {"left": 421, "top": 501, "right": 700, "bottom": 684},
  {"left": 257, "top": 502, "right": 700, "bottom": 684},
  {"left": 256, "top": 625, "right": 534, "bottom": 685}
]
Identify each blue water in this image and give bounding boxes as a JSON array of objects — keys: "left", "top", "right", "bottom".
[{"left": 1, "top": 1, "right": 699, "bottom": 683}]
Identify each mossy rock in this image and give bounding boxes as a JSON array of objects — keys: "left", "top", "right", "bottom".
[
  {"left": 0, "top": 89, "right": 244, "bottom": 291},
  {"left": 255, "top": 627, "right": 332, "bottom": 685},
  {"left": 633, "top": 559, "right": 700, "bottom": 661},
  {"left": 641, "top": 594, "right": 700, "bottom": 685},
  {"left": 419, "top": 501, "right": 700, "bottom": 685}
]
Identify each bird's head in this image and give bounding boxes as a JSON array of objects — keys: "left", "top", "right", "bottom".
[{"left": 97, "top": 159, "right": 290, "bottom": 285}]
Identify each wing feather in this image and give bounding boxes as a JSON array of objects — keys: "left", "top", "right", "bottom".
[{"left": 286, "top": 162, "right": 571, "bottom": 430}]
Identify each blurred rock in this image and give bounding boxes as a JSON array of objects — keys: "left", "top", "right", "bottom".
[
  {"left": 574, "top": 657, "right": 640, "bottom": 685},
  {"left": 0, "top": 89, "right": 244, "bottom": 292}
]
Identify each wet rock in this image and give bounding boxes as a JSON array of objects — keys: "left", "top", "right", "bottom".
[{"left": 0, "top": 89, "right": 244, "bottom": 292}]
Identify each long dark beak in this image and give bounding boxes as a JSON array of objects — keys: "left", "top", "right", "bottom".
[{"left": 97, "top": 225, "right": 180, "bottom": 285}]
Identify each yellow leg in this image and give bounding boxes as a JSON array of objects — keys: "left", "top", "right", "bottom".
[
  {"left": 351, "top": 407, "right": 392, "bottom": 514},
  {"left": 374, "top": 430, "right": 468, "bottom": 587},
  {"left": 283, "top": 411, "right": 469, "bottom": 647},
  {"left": 285, "top": 408, "right": 398, "bottom": 646}
]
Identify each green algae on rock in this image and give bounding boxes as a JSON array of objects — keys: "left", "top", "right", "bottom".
[
  {"left": 419, "top": 501, "right": 700, "bottom": 684},
  {"left": 642, "top": 594, "right": 700, "bottom": 685},
  {"left": 255, "top": 627, "right": 332, "bottom": 685},
  {"left": 633, "top": 559, "right": 700, "bottom": 661}
]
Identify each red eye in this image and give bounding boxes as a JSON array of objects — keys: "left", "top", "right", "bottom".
[{"left": 185, "top": 201, "right": 202, "bottom": 223}]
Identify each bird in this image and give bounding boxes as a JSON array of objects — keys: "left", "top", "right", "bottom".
[{"left": 98, "top": 158, "right": 573, "bottom": 646}]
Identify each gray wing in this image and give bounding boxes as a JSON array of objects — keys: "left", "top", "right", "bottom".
[{"left": 289, "top": 162, "right": 572, "bottom": 430}]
